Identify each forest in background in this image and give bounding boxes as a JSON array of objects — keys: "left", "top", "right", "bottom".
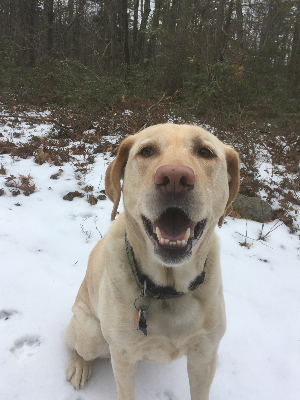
[
  {"left": 0, "top": 1, "right": 300, "bottom": 231},
  {"left": 0, "top": 0, "right": 300, "bottom": 130}
]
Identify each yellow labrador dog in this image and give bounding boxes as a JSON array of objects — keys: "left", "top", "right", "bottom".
[{"left": 65, "top": 124, "right": 239, "bottom": 400}]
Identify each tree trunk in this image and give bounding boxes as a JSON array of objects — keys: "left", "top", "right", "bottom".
[
  {"left": 132, "top": 0, "right": 139, "bottom": 61},
  {"left": 215, "top": 0, "right": 226, "bottom": 61},
  {"left": 289, "top": 16, "right": 300, "bottom": 85},
  {"left": 165, "top": 0, "right": 186, "bottom": 95},
  {"left": 106, "top": 0, "right": 118, "bottom": 74},
  {"left": 66, "top": 0, "right": 74, "bottom": 58},
  {"left": 44, "top": 0, "right": 54, "bottom": 56},
  {"left": 259, "top": 1, "right": 275, "bottom": 54},
  {"left": 18, "top": 0, "right": 37, "bottom": 67},
  {"left": 135, "top": 0, "right": 151, "bottom": 63},
  {"left": 73, "top": 0, "right": 86, "bottom": 61},
  {"left": 218, "top": 0, "right": 234, "bottom": 61},
  {"left": 120, "top": 0, "right": 130, "bottom": 65},
  {"left": 236, "top": 0, "right": 243, "bottom": 52},
  {"left": 147, "top": 0, "right": 162, "bottom": 60}
]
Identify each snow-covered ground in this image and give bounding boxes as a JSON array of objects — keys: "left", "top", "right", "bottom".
[{"left": 0, "top": 115, "right": 299, "bottom": 400}]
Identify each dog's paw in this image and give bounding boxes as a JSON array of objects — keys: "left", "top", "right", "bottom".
[
  {"left": 10, "top": 335, "right": 41, "bottom": 358},
  {"left": 67, "top": 350, "right": 92, "bottom": 390}
]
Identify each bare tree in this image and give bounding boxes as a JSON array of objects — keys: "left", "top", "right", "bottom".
[
  {"left": 44, "top": 0, "right": 54, "bottom": 56},
  {"left": 289, "top": 11, "right": 300, "bottom": 85}
]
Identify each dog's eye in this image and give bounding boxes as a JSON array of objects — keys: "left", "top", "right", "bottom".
[
  {"left": 139, "top": 146, "right": 154, "bottom": 157},
  {"left": 198, "top": 147, "right": 214, "bottom": 158}
]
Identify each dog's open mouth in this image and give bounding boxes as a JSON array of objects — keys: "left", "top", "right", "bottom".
[{"left": 142, "top": 208, "right": 206, "bottom": 264}]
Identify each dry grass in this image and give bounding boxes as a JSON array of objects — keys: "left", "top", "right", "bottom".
[{"left": 0, "top": 101, "right": 299, "bottom": 231}]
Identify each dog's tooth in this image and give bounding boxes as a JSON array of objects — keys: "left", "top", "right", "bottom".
[
  {"left": 177, "top": 240, "right": 182, "bottom": 246},
  {"left": 160, "top": 238, "right": 165, "bottom": 245},
  {"left": 164, "top": 239, "right": 169, "bottom": 245},
  {"left": 184, "top": 228, "right": 190, "bottom": 242},
  {"left": 182, "top": 239, "right": 186, "bottom": 246},
  {"left": 156, "top": 227, "right": 162, "bottom": 240},
  {"left": 170, "top": 241, "right": 176, "bottom": 246}
]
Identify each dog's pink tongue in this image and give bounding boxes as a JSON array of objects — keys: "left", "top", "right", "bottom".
[{"left": 153, "top": 216, "right": 195, "bottom": 241}]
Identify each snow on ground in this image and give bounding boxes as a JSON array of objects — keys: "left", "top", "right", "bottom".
[{"left": 0, "top": 117, "right": 299, "bottom": 400}]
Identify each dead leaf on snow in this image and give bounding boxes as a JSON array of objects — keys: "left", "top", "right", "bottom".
[
  {"left": 35, "top": 148, "right": 50, "bottom": 164},
  {"left": 87, "top": 194, "right": 97, "bottom": 205},
  {"left": 63, "top": 191, "right": 84, "bottom": 201}
]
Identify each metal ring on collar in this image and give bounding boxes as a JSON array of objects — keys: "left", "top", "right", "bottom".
[{"left": 134, "top": 295, "right": 151, "bottom": 311}]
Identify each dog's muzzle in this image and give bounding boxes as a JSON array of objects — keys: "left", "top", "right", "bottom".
[
  {"left": 142, "top": 208, "right": 207, "bottom": 265},
  {"left": 142, "top": 164, "right": 206, "bottom": 264}
]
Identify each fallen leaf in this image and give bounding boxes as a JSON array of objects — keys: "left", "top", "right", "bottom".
[{"left": 87, "top": 194, "right": 97, "bottom": 205}]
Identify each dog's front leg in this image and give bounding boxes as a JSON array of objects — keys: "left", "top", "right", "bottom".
[
  {"left": 110, "top": 348, "right": 138, "bottom": 400},
  {"left": 187, "top": 348, "right": 217, "bottom": 400}
]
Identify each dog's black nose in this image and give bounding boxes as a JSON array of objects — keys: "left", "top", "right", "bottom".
[{"left": 154, "top": 165, "right": 195, "bottom": 195}]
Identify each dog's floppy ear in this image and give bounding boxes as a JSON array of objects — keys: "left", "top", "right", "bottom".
[
  {"left": 218, "top": 147, "right": 240, "bottom": 227},
  {"left": 105, "top": 135, "right": 136, "bottom": 221}
]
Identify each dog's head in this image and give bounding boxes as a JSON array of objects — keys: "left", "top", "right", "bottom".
[{"left": 105, "top": 124, "right": 239, "bottom": 266}]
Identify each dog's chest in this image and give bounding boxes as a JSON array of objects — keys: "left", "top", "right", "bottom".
[
  {"left": 149, "top": 295, "right": 204, "bottom": 332},
  {"left": 141, "top": 339, "right": 187, "bottom": 362},
  {"left": 136, "top": 297, "right": 205, "bottom": 362}
]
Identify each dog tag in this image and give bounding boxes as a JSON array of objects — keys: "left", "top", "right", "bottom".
[{"left": 134, "top": 308, "right": 148, "bottom": 336}]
